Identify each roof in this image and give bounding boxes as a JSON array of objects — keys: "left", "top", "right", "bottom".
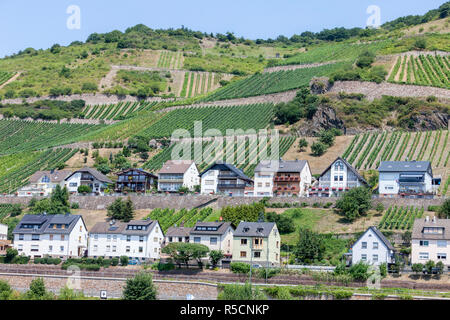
[
  {"left": 89, "top": 219, "right": 159, "bottom": 236},
  {"left": 28, "top": 170, "right": 73, "bottom": 183},
  {"left": 352, "top": 226, "right": 395, "bottom": 251},
  {"left": 190, "top": 222, "right": 233, "bottom": 236},
  {"left": 158, "top": 160, "right": 195, "bottom": 175},
  {"left": 199, "top": 162, "right": 253, "bottom": 182},
  {"left": 319, "top": 157, "right": 367, "bottom": 184},
  {"left": 13, "top": 214, "right": 84, "bottom": 235},
  {"left": 254, "top": 160, "right": 309, "bottom": 174},
  {"left": 412, "top": 217, "right": 450, "bottom": 240},
  {"left": 65, "top": 167, "right": 112, "bottom": 184},
  {"left": 378, "top": 161, "right": 432, "bottom": 173},
  {"left": 116, "top": 168, "right": 157, "bottom": 178},
  {"left": 234, "top": 222, "right": 277, "bottom": 237},
  {"left": 165, "top": 227, "right": 192, "bottom": 238}
]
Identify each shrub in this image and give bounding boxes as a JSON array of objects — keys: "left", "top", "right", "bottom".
[
  {"left": 230, "top": 262, "right": 251, "bottom": 274},
  {"left": 122, "top": 272, "right": 157, "bottom": 300},
  {"left": 120, "top": 256, "right": 129, "bottom": 266},
  {"left": 77, "top": 185, "right": 92, "bottom": 194},
  {"left": 218, "top": 283, "right": 266, "bottom": 300}
]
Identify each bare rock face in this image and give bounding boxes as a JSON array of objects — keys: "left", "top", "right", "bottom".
[
  {"left": 409, "top": 111, "right": 448, "bottom": 131},
  {"left": 310, "top": 77, "right": 331, "bottom": 95},
  {"left": 296, "top": 106, "right": 345, "bottom": 136}
]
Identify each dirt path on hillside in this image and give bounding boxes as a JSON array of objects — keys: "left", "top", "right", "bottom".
[
  {"left": 0, "top": 72, "right": 21, "bottom": 90},
  {"left": 263, "top": 61, "right": 339, "bottom": 73}
]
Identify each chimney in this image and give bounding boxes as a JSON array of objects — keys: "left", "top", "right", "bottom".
[{"left": 425, "top": 216, "right": 430, "bottom": 222}]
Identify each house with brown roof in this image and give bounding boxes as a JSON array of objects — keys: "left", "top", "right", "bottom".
[
  {"left": 157, "top": 160, "right": 200, "bottom": 192},
  {"left": 115, "top": 168, "right": 157, "bottom": 193},
  {"left": 165, "top": 226, "right": 192, "bottom": 244},
  {"left": 65, "top": 167, "right": 113, "bottom": 195},
  {"left": 88, "top": 219, "right": 164, "bottom": 262},
  {"left": 17, "top": 170, "right": 73, "bottom": 197},
  {"left": 411, "top": 216, "right": 450, "bottom": 269}
]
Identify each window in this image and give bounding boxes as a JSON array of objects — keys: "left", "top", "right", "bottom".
[
  {"left": 437, "top": 253, "right": 447, "bottom": 260},
  {"left": 420, "top": 240, "right": 429, "bottom": 247},
  {"left": 112, "top": 246, "right": 117, "bottom": 252},
  {"left": 265, "top": 183, "right": 270, "bottom": 187},
  {"left": 61, "top": 235, "right": 65, "bottom": 241},
  {"left": 361, "top": 254, "right": 367, "bottom": 261},
  {"left": 419, "top": 252, "right": 429, "bottom": 260},
  {"left": 126, "top": 246, "right": 130, "bottom": 253},
  {"left": 69, "top": 183, "right": 77, "bottom": 187},
  {"left": 18, "top": 244, "right": 23, "bottom": 251},
  {"left": 60, "top": 246, "right": 64, "bottom": 252},
  {"left": 334, "top": 176, "right": 338, "bottom": 182},
  {"left": 106, "top": 246, "right": 110, "bottom": 252},
  {"left": 31, "top": 245, "right": 39, "bottom": 252},
  {"left": 42, "top": 176, "right": 50, "bottom": 183},
  {"left": 194, "top": 237, "right": 201, "bottom": 243},
  {"left": 127, "top": 235, "right": 131, "bottom": 242},
  {"left": 113, "top": 235, "right": 117, "bottom": 242},
  {"left": 93, "top": 245, "right": 98, "bottom": 252},
  {"left": 19, "top": 234, "right": 24, "bottom": 241},
  {"left": 168, "top": 237, "right": 173, "bottom": 242},
  {"left": 139, "top": 236, "right": 144, "bottom": 242},
  {"left": 240, "top": 251, "right": 247, "bottom": 258},
  {"left": 373, "top": 255, "right": 378, "bottom": 262},
  {"left": 210, "top": 237, "right": 218, "bottom": 245},
  {"left": 257, "top": 183, "right": 262, "bottom": 188},
  {"left": 94, "top": 234, "right": 98, "bottom": 240},
  {"left": 49, "top": 246, "right": 53, "bottom": 252},
  {"left": 32, "top": 234, "right": 40, "bottom": 241},
  {"left": 361, "top": 242, "right": 367, "bottom": 249},
  {"left": 437, "top": 240, "right": 447, "bottom": 248},
  {"left": 107, "top": 235, "right": 111, "bottom": 242},
  {"left": 50, "top": 235, "right": 53, "bottom": 241},
  {"left": 339, "top": 176, "right": 343, "bottom": 181},
  {"left": 139, "top": 247, "right": 143, "bottom": 253},
  {"left": 373, "top": 242, "right": 378, "bottom": 249},
  {"left": 178, "top": 237, "right": 182, "bottom": 242},
  {"left": 276, "top": 241, "right": 279, "bottom": 249},
  {"left": 241, "top": 239, "right": 247, "bottom": 245},
  {"left": 254, "top": 252, "right": 261, "bottom": 258}
]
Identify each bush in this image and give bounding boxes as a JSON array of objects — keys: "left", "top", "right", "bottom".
[
  {"left": 218, "top": 283, "right": 266, "bottom": 300},
  {"left": 311, "top": 142, "right": 327, "bottom": 156},
  {"left": 230, "top": 262, "right": 251, "bottom": 274},
  {"left": 111, "top": 258, "right": 119, "bottom": 266},
  {"left": 120, "top": 256, "right": 129, "bottom": 266},
  {"left": 151, "top": 261, "right": 175, "bottom": 271},
  {"left": 70, "top": 202, "right": 79, "bottom": 209},
  {"left": 77, "top": 185, "right": 92, "bottom": 194},
  {"left": 122, "top": 272, "right": 157, "bottom": 300}
]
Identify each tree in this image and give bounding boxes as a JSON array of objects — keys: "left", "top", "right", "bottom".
[
  {"left": 107, "top": 197, "right": 135, "bottom": 222},
  {"left": 411, "top": 263, "right": 423, "bottom": 275},
  {"left": 26, "top": 278, "right": 53, "bottom": 300},
  {"left": 438, "top": 199, "right": 450, "bottom": 218},
  {"left": 5, "top": 248, "right": 17, "bottom": 263},
  {"left": 265, "top": 211, "right": 295, "bottom": 234},
  {"left": 162, "top": 243, "right": 209, "bottom": 269},
  {"left": 335, "top": 187, "right": 372, "bottom": 222},
  {"left": 318, "top": 130, "right": 335, "bottom": 147},
  {"left": 311, "top": 142, "right": 327, "bottom": 157},
  {"left": 122, "top": 272, "right": 157, "bottom": 300},
  {"left": 294, "top": 228, "right": 325, "bottom": 264},
  {"left": 209, "top": 250, "right": 224, "bottom": 268},
  {"left": 120, "top": 256, "right": 129, "bottom": 266},
  {"left": 425, "top": 260, "right": 435, "bottom": 274},
  {"left": 0, "top": 280, "right": 12, "bottom": 300},
  {"left": 298, "top": 138, "right": 308, "bottom": 152},
  {"left": 221, "top": 203, "right": 264, "bottom": 227},
  {"left": 436, "top": 261, "right": 445, "bottom": 275}
]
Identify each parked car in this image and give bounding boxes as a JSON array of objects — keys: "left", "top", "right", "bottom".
[{"left": 128, "top": 258, "right": 141, "bottom": 265}]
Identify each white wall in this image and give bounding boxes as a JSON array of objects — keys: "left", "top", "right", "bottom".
[
  {"left": 65, "top": 172, "right": 107, "bottom": 194},
  {"left": 0, "top": 224, "right": 7, "bottom": 240},
  {"left": 184, "top": 163, "right": 200, "bottom": 191},
  {"left": 200, "top": 170, "right": 219, "bottom": 195},
  {"left": 352, "top": 228, "right": 392, "bottom": 266},
  {"left": 254, "top": 172, "right": 274, "bottom": 197},
  {"left": 189, "top": 226, "right": 234, "bottom": 255},
  {"left": 411, "top": 238, "right": 449, "bottom": 266}
]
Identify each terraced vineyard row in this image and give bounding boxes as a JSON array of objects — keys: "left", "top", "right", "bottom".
[
  {"left": 0, "top": 148, "right": 78, "bottom": 194},
  {"left": 0, "top": 71, "right": 15, "bottom": 86},
  {"left": 82, "top": 101, "right": 159, "bottom": 120},
  {"left": 388, "top": 54, "right": 450, "bottom": 89},
  {"left": 144, "top": 136, "right": 295, "bottom": 177},
  {"left": 0, "top": 120, "right": 105, "bottom": 155},
  {"left": 137, "top": 103, "right": 274, "bottom": 139},
  {"left": 157, "top": 51, "right": 183, "bottom": 69},
  {"left": 378, "top": 206, "right": 424, "bottom": 230},
  {"left": 146, "top": 208, "right": 214, "bottom": 232},
  {"left": 203, "top": 62, "right": 348, "bottom": 101},
  {"left": 181, "top": 72, "right": 217, "bottom": 98},
  {"left": 343, "top": 130, "right": 449, "bottom": 170},
  {"left": 0, "top": 204, "right": 17, "bottom": 221}
]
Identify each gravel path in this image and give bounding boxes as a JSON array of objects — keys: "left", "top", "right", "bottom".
[{"left": 264, "top": 61, "right": 339, "bottom": 73}]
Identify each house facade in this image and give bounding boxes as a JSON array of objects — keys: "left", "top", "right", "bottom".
[
  {"left": 378, "top": 161, "right": 433, "bottom": 198},
  {"left": 411, "top": 217, "right": 450, "bottom": 268},
  {"left": 12, "top": 214, "right": 88, "bottom": 258},
  {"left": 0, "top": 223, "right": 7, "bottom": 240},
  {"left": 115, "top": 168, "right": 157, "bottom": 193},
  {"left": 312, "top": 157, "right": 367, "bottom": 197},
  {"left": 189, "top": 222, "right": 234, "bottom": 257},
  {"left": 65, "top": 167, "right": 112, "bottom": 195},
  {"left": 157, "top": 160, "right": 200, "bottom": 192},
  {"left": 200, "top": 162, "right": 253, "bottom": 196},
  {"left": 17, "top": 170, "right": 72, "bottom": 197},
  {"left": 89, "top": 219, "right": 164, "bottom": 261},
  {"left": 232, "top": 222, "right": 281, "bottom": 266},
  {"left": 165, "top": 226, "right": 192, "bottom": 244},
  {"left": 0, "top": 224, "right": 9, "bottom": 255},
  {"left": 351, "top": 226, "right": 395, "bottom": 266},
  {"left": 254, "top": 160, "right": 312, "bottom": 197}
]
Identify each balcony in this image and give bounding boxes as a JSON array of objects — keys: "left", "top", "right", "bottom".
[
  {"left": 218, "top": 173, "right": 237, "bottom": 179},
  {"left": 274, "top": 176, "right": 300, "bottom": 182},
  {"left": 158, "top": 178, "right": 184, "bottom": 184},
  {"left": 218, "top": 184, "right": 247, "bottom": 189}
]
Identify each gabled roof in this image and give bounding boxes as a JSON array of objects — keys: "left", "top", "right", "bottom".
[
  {"left": 199, "top": 162, "right": 253, "bottom": 182},
  {"left": 319, "top": 157, "right": 367, "bottom": 184},
  {"left": 378, "top": 161, "right": 432, "bottom": 173},
  {"left": 352, "top": 226, "right": 395, "bottom": 251},
  {"left": 412, "top": 218, "right": 450, "bottom": 240},
  {"left": 165, "top": 226, "right": 192, "bottom": 238},
  {"left": 158, "top": 160, "right": 195, "bottom": 175},
  {"left": 90, "top": 219, "right": 160, "bottom": 236},
  {"left": 234, "top": 222, "right": 277, "bottom": 237},
  {"left": 254, "top": 160, "right": 309, "bottom": 174},
  {"left": 116, "top": 168, "right": 157, "bottom": 179},
  {"left": 190, "top": 222, "right": 233, "bottom": 236},
  {"left": 65, "top": 167, "right": 112, "bottom": 184},
  {"left": 13, "top": 214, "right": 84, "bottom": 235},
  {"left": 28, "top": 170, "right": 73, "bottom": 183}
]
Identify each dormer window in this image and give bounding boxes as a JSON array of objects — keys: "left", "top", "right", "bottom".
[{"left": 42, "top": 176, "right": 50, "bottom": 183}]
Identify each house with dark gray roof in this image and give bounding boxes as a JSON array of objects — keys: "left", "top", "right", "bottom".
[
  {"left": 200, "top": 162, "right": 253, "bottom": 196},
  {"left": 189, "top": 222, "right": 234, "bottom": 256},
  {"left": 13, "top": 214, "right": 88, "bottom": 258},
  {"left": 232, "top": 222, "right": 281, "bottom": 266},
  {"left": 89, "top": 219, "right": 164, "bottom": 261},
  {"left": 351, "top": 226, "right": 395, "bottom": 266},
  {"left": 165, "top": 226, "right": 192, "bottom": 244},
  {"left": 65, "top": 167, "right": 113, "bottom": 195},
  {"left": 378, "top": 161, "right": 433, "bottom": 198},
  {"left": 253, "top": 160, "right": 312, "bottom": 197},
  {"left": 312, "top": 157, "right": 367, "bottom": 197}
]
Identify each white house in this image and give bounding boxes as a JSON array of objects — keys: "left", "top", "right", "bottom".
[
  {"left": 12, "top": 214, "right": 88, "bottom": 258},
  {"left": 200, "top": 162, "right": 253, "bottom": 196},
  {"left": 312, "top": 157, "right": 367, "bottom": 197},
  {"left": 165, "top": 226, "right": 192, "bottom": 244},
  {"left": 411, "top": 216, "right": 450, "bottom": 268},
  {"left": 157, "top": 160, "right": 200, "bottom": 192},
  {"left": 89, "top": 219, "right": 164, "bottom": 262},
  {"left": 65, "top": 167, "right": 112, "bottom": 195},
  {"left": 254, "top": 160, "right": 312, "bottom": 197},
  {"left": 189, "top": 222, "right": 234, "bottom": 257},
  {"left": 351, "top": 226, "right": 395, "bottom": 266},
  {"left": 0, "top": 223, "right": 7, "bottom": 240},
  {"left": 378, "top": 161, "right": 433, "bottom": 198},
  {"left": 17, "top": 170, "right": 72, "bottom": 197}
]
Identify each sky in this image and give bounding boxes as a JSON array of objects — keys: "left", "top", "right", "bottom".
[{"left": 0, "top": 0, "right": 446, "bottom": 57}]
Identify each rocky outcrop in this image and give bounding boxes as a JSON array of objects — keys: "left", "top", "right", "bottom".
[
  {"left": 409, "top": 111, "right": 448, "bottom": 131},
  {"left": 295, "top": 105, "right": 345, "bottom": 136},
  {"left": 310, "top": 77, "right": 331, "bottom": 95}
]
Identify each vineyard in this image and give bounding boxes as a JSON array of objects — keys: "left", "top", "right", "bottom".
[
  {"left": 146, "top": 208, "right": 214, "bottom": 233},
  {"left": 0, "top": 204, "right": 18, "bottom": 221},
  {"left": 0, "top": 120, "right": 105, "bottom": 154},
  {"left": 81, "top": 101, "right": 160, "bottom": 120},
  {"left": 144, "top": 135, "right": 296, "bottom": 177},
  {"left": 387, "top": 54, "right": 450, "bottom": 89},
  {"left": 203, "top": 62, "right": 348, "bottom": 101},
  {"left": 0, "top": 148, "right": 78, "bottom": 194},
  {"left": 157, "top": 50, "right": 183, "bottom": 69},
  {"left": 0, "top": 71, "right": 15, "bottom": 86},
  {"left": 180, "top": 72, "right": 220, "bottom": 98},
  {"left": 137, "top": 103, "right": 275, "bottom": 139},
  {"left": 378, "top": 206, "right": 424, "bottom": 230}
]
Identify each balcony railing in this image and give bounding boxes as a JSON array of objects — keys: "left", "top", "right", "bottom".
[
  {"left": 217, "top": 184, "right": 247, "bottom": 189},
  {"left": 274, "top": 176, "right": 300, "bottom": 182}
]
